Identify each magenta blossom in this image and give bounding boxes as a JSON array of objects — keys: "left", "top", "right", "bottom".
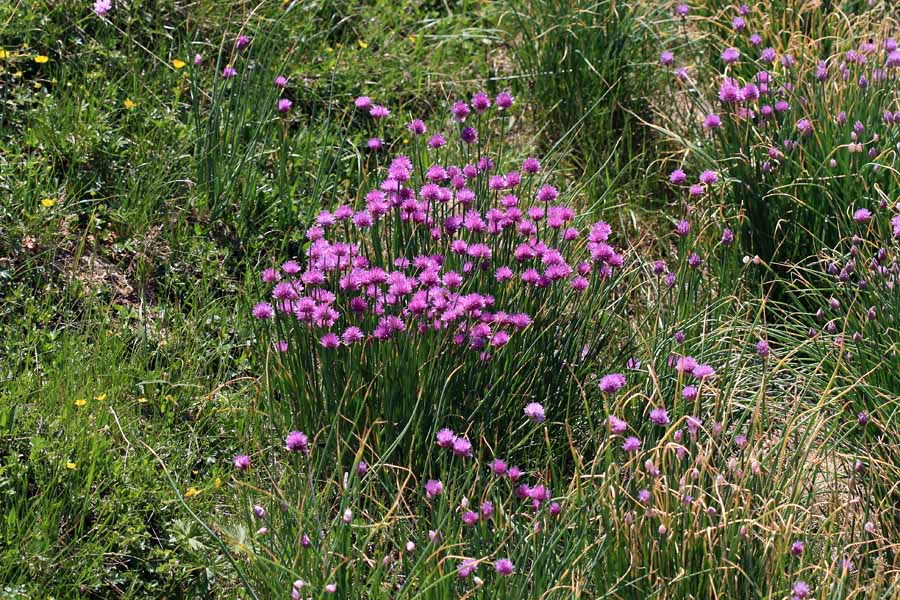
[
  {"left": 286, "top": 430, "right": 310, "bottom": 454},
  {"left": 495, "top": 558, "right": 514, "bottom": 576},
  {"left": 608, "top": 415, "right": 628, "bottom": 434},
  {"left": 599, "top": 373, "right": 626, "bottom": 394},
  {"left": 425, "top": 479, "right": 443, "bottom": 499},
  {"left": 524, "top": 402, "right": 546, "bottom": 423}
]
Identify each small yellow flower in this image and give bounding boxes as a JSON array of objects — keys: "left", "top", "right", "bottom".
[
  {"left": 40, "top": 198, "right": 55, "bottom": 208},
  {"left": 172, "top": 59, "right": 186, "bottom": 69},
  {"left": 326, "top": 46, "right": 333, "bottom": 53},
  {"left": 164, "top": 394, "right": 174, "bottom": 402},
  {"left": 0, "top": 50, "right": 9, "bottom": 60},
  {"left": 33, "top": 81, "right": 41, "bottom": 89},
  {"left": 185, "top": 487, "right": 201, "bottom": 498},
  {"left": 35, "top": 55, "right": 49, "bottom": 64},
  {"left": 95, "top": 393, "right": 107, "bottom": 401},
  {"left": 123, "top": 98, "right": 136, "bottom": 110},
  {"left": 66, "top": 461, "right": 77, "bottom": 470},
  {"left": 75, "top": 398, "right": 87, "bottom": 407},
  {"left": 137, "top": 396, "right": 148, "bottom": 404},
  {"left": 358, "top": 40, "right": 368, "bottom": 49},
  {"left": 214, "top": 477, "right": 222, "bottom": 488}
]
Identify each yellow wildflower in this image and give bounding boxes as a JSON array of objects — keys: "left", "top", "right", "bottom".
[
  {"left": 75, "top": 399, "right": 87, "bottom": 407},
  {"left": 172, "top": 58, "right": 186, "bottom": 69},
  {"left": 35, "top": 55, "right": 49, "bottom": 64},
  {"left": 40, "top": 198, "right": 55, "bottom": 208}
]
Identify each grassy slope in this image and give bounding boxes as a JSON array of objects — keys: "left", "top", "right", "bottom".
[{"left": 0, "top": 1, "right": 501, "bottom": 596}]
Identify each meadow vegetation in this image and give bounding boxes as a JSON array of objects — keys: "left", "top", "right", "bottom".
[{"left": 1, "top": 0, "right": 898, "bottom": 598}]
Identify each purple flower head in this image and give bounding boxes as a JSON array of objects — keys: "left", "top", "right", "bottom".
[
  {"left": 451, "top": 101, "right": 470, "bottom": 122},
  {"left": 699, "top": 170, "right": 719, "bottom": 185},
  {"left": 222, "top": 66, "right": 237, "bottom": 79},
  {"left": 436, "top": 428, "right": 456, "bottom": 448},
  {"left": 278, "top": 98, "right": 293, "bottom": 113},
  {"left": 425, "top": 479, "right": 443, "bottom": 499},
  {"left": 462, "top": 511, "right": 479, "bottom": 525},
  {"left": 675, "top": 220, "right": 690, "bottom": 237},
  {"left": 686, "top": 414, "right": 701, "bottom": 433},
  {"left": 650, "top": 407, "right": 669, "bottom": 426},
  {"left": 235, "top": 35, "right": 250, "bottom": 50},
  {"left": 253, "top": 302, "right": 274, "bottom": 320},
  {"left": 692, "top": 364, "right": 716, "bottom": 379},
  {"left": 523, "top": 157, "right": 541, "bottom": 174},
  {"left": 94, "top": 0, "right": 111, "bottom": 16},
  {"left": 676, "top": 355, "right": 697, "bottom": 373},
  {"left": 496, "top": 91, "right": 514, "bottom": 109},
  {"left": 661, "top": 51, "right": 674, "bottom": 66},
  {"left": 793, "top": 581, "right": 810, "bottom": 599},
  {"left": 675, "top": 3, "right": 689, "bottom": 17},
  {"left": 732, "top": 16, "right": 745, "bottom": 31},
  {"left": 637, "top": 489, "right": 651, "bottom": 503},
  {"left": 471, "top": 91, "right": 491, "bottom": 113},
  {"left": 458, "top": 560, "right": 477, "bottom": 579},
  {"left": 599, "top": 373, "right": 626, "bottom": 394},
  {"left": 286, "top": 430, "right": 310, "bottom": 454},
  {"left": 683, "top": 386, "right": 698, "bottom": 401},
  {"left": 369, "top": 105, "right": 390, "bottom": 119},
  {"left": 622, "top": 436, "right": 641, "bottom": 452},
  {"left": 490, "top": 458, "right": 507, "bottom": 476},
  {"left": 796, "top": 118, "right": 813, "bottom": 137},
  {"left": 428, "top": 134, "right": 446, "bottom": 148},
  {"left": 703, "top": 113, "right": 722, "bottom": 129},
  {"left": 722, "top": 228, "right": 734, "bottom": 245},
  {"left": 689, "top": 251, "right": 702, "bottom": 273},
  {"left": 791, "top": 540, "right": 804, "bottom": 556},
  {"left": 320, "top": 333, "right": 340, "bottom": 348},
  {"left": 853, "top": 208, "right": 871, "bottom": 222},
  {"left": 537, "top": 185, "right": 558, "bottom": 202},
  {"left": 608, "top": 415, "right": 628, "bottom": 434},
  {"left": 761, "top": 47, "right": 776, "bottom": 63},
  {"left": 452, "top": 436, "right": 473, "bottom": 458},
  {"left": 858, "top": 411, "right": 868, "bottom": 425},
  {"left": 407, "top": 119, "right": 426, "bottom": 135},
  {"left": 524, "top": 402, "right": 546, "bottom": 423},
  {"left": 757, "top": 339, "right": 770, "bottom": 357},
  {"left": 233, "top": 454, "right": 251, "bottom": 470},
  {"left": 888, "top": 50, "right": 900, "bottom": 68},
  {"left": 274, "top": 75, "right": 287, "bottom": 88},
  {"left": 721, "top": 47, "right": 740, "bottom": 64},
  {"left": 670, "top": 169, "right": 687, "bottom": 184},
  {"left": 495, "top": 558, "right": 515, "bottom": 576},
  {"left": 460, "top": 127, "right": 477, "bottom": 144}
]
